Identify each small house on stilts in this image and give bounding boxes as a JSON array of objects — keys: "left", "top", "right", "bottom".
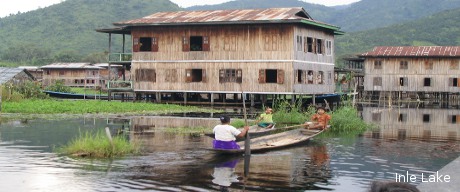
[{"left": 97, "top": 7, "right": 343, "bottom": 106}]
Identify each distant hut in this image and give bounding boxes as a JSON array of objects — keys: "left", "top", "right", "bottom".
[
  {"left": 40, "top": 63, "right": 103, "bottom": 88},
  {"left": 360, "top": 46, "right": 460, "bottom": 101},
  {"left": 97, "top": 7, "right": 344, "bottom": 104},
  {"left": 0, "top": 67, "right": 35, "bottom": 86},
  {"left": 18, "top": 66, "right": 43, "bottom": 82}
]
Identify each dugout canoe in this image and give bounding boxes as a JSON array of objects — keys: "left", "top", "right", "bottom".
[
  {"left": 209, "top": 128, "right": 324, "bottom": 154},
  {"left": 204, "top": 124, "right": 303, "bottom": 141}
]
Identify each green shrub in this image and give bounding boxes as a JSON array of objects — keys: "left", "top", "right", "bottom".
[
  {"left": 45, "top": 80, "right": 72, "bottom": 93},
  {"left": 58, "top": 129, "right": 140, "bottom": 158}
]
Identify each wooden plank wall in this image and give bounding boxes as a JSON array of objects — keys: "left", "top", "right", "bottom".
[
  {"left": 131, "top": 24, "right": 293, "bottom": 61},
  {"left": 133, "top": 62, "right": 293, "bottom": 93},
  {"left": 364, "top": 58, "right": 460, "bottom": 92},
  {"left": 362, "top": 107, "right": 459, "bottom": 140},
  {"left": 293, "top": 25, "right": 335, "bottom": 64},
  {"left": 292, "top": 61, "right": 335, "bottom": 94}
]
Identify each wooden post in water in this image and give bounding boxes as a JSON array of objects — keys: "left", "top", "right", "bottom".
[
  {"left": 0, "top": 87, "right": 2, "bottom": 113},
  {"left": 105, "top": 127, "right": 114, "bottom": 152}
]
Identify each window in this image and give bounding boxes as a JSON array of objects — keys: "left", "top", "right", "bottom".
[
  {"left": 316, "top": 39, "right": 323, "bottom": 54},
  {"left": 449, "top": 78, "right": 459, "bottom": 87},
  {"left": 296, "top": 36, "right": 303, "bottom": 51},
  {"left": 374, "top": 60, "right": 382, "bottom": 69},
  {"left": 317, "top": 71, "right": 324, "bottom": 84},
  {"left": 307, "top": 37, "right": 314, "bottom": 53},
  {"left": 296, "top": 70, "right": 304, "bottom": 84},
  {"left": 139, "top": 37, "right": 152, "bottom": 52},
  {"left": 80, "top": 79, "right": 84, "bottom": 84},
  {"left": 190, "top": 36, "right": 203, "bottom": 51},
  {"left": 400, "top": 61, "right": 408, "bottom": 69},
  {"left": 373, "top": 77, "right": 382, "bottom": 86},
  {"left": 259, "top": 69, "right": 284, "bottom": 84},
  {"left": 135, "top": 69, "right": 156, "bottom": 82},
  {"left": 423, "top": 114, "right": 430, "bottom": 123},
  {"left": 183, "top": 36, "right": 210, "bottom": 52},
  {"left": 425, "top": 61, "right": 433, "bottom": 70},
  {"left": 219, "top": 69, "right": 242, "bottom": 83},
  {"left": 165, "top": 69, "right": 177, "bottom": 82},
  {"left": 46, "top": 70, "right": 50, "bottom": 75},
  {"left": 186, "top": 69, "right": 206, "bottom": 83},
  {"left": 307, "top": 70, "right": 314, "bottom": 84},
  {"left": 74, "top": 79, "right": 79, "bottom": 84},
  {"left": 449, "top": 115, "right": 459, "bottom": 124},
  {"left": 450, "top": 60, "right": 459, "bottom": 70},
  {"left": 399, "top": 77, "right": 407, "bottom": 86},
  {"left": 424, "top": 78, "right": 431, "bottom": 87},
  {"left": 59, "top": 71, "right": 65, "bottom": 76},
  {"left": 326, "top": 40, "right": 332, "bottom": 55},
  {"left": 398, "top": 114, "right": 407, "bottom": 122}
]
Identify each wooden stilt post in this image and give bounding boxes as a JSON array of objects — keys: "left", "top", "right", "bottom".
[
  {"left": 313, "top": 94, "right": 316, "bottom": 106},
  {"left": 211, "top": 93, "right": 214, "bottom": 106},
  {"left": 250, "top": 94, "right": 255, "bottom": 107},
  {"left": 184, "top": 92, "right": 187, "bottom": 105}
]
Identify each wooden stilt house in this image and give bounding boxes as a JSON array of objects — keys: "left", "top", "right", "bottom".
[
  {"left": 360, "top": 46, "right": 460, "bottom": 100},
  {"left": 97, "top": 7, "right": 343, "bottom": 103}
]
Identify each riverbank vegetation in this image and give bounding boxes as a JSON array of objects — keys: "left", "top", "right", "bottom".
[
  {"left": 58, "top": 130, "right": 140, "bottom": 158},
  {"left": 2, "top": 99, "right": 213, "bottom": 114},
  {"left": 271, "top": 99, "right": 373, "bottom": 135}
]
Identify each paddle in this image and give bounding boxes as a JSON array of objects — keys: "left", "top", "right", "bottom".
[{"left": 241, "top": 91, "right": 250, "bottom": 157}]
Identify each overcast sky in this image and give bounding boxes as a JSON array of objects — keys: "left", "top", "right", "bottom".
[{"left": 0, "top": 0, "right": 361, "bottom": 18}]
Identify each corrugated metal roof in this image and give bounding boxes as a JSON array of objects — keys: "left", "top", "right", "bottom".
[
  {"left": 114, "top": 7, "right": 340, "bottom": 31},
  {"left": 361, "top": 46, "right": 460, "bottom": 57},
  {"left": 0, "top": 67, "right": 27, "bottom": 84},
  {"left": 40, "top": 63, "right": 103, "bottom": 69}
]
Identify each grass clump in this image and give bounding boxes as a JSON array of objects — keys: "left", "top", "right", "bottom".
[
  {"left": 3, "top": 99, "right": 215, "bottom": 114},
  {"left": 272, "top": 99, "right": 315, "bottom": 124},
  {"left": 58, "top": 130, "right": 140, "bottom": 158},
  {"left": 327, "top": 106, "right": 374, "bottom": 136}
]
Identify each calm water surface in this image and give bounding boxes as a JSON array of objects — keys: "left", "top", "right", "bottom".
[{"left": 0, "top": 107, "right": 459, "bottom": 191}]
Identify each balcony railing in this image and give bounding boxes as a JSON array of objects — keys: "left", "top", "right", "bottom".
[
  {"left": 108, "top": 53, "right": 132, "bottom": 63},
  {"left": 107, "top": 80, "right": 133, "bottom": 91}
]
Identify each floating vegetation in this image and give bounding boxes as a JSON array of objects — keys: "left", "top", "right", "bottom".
[
  {"left": 58, "top": 129, "right": 140, "bottom": 158},
  {"left": 3, "top": 99, "right": 216, "bottom": 114}
]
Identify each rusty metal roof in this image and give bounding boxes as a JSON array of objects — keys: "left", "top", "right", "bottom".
[
  {"left": 0, "top": 67, "right": 34, "bottom": 84},
  {"left": 361, "top": 46, "right": 460, "bottom": 57},
  {"left": 40, "top": 63, "right": 103, "bottom": 70},
  {"left": 113, "top": 7, "right": 340, "bottom": 31}
]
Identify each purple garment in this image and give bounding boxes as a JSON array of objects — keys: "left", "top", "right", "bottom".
[{"left": 213, "top": 140, "right": 241, "bottom": 150}]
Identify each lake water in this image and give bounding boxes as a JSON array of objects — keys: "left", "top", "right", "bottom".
[{"left": 0, "top": 106, "right": 459, "bottom": 191}]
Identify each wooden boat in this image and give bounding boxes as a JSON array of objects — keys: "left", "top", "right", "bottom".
[
  {"left": 210, "top": 128, "right": 324, "bottom": 154},
  {"left": 204, "top": 124, "right": 302, "bottom": 141}
]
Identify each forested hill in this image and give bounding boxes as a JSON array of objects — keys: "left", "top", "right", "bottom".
[
  {"left": 0, "top": 0, "right": 180, "bottom": 65},
  {"left": 335, "top": 8, "right": 460, "bottom": 58},
  {"left": 188, "top": 0, "right": 460, "bottom": 32}
]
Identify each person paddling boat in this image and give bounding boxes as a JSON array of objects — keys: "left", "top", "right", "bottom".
[{"left": 213, "top": 116, "right": 250, "bottom": 150}]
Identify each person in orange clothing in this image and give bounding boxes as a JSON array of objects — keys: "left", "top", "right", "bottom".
[{"left": 304, "top": 106, "right": 331, "bottom": 130}]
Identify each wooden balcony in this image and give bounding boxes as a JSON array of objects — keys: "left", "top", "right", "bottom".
[
  {"left": 107, "top": 80, "right": 133, "bottom": 91},
  {"left": 108, "top": 53, "right": 132, "bottom": 64}
]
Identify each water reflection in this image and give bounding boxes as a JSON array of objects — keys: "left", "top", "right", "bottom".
[
  {"left": 363, "top": 106, "right": 460, "bottom": 141},
  {"left": 211, "top": 157, "right": 241, "bottom": 190}
]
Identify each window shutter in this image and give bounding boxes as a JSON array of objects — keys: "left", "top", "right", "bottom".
[
  {"left": 449, "top": 78, "right": 453, "bottom": 87},
  {"left": 202, "top": 36, "right": 210, "bottom": 51},
  {"left": 152, "top": 70, "right": 156, "bottom": 83},
  {"left": 182, "top": 36, "right": 189, "bottom": 52},
  {"left": 302, "top": 71, "right": 306, "bottom": 84},
  {"left": 185, "top": 69, "right": 192, "bottom": 82},
  {"left": 312, "top": 38, "right": 317, "bottom": 54},
  {"left": 202, "top": 69, "right": 207, "bottom": 83},
  {"left": 277, "top": 69, "right": 284, "bottom": 84},
  {"left": 236, "top": 69, "right": 242, "bottom": 83},
  {"left": 294, "top": 70, "right": 298, "bottom": 84},
  {"left": 219, "top": 69, "right": 225, "bottom": 83},
  {"left": 258, "top": 69, "right": 265, "bottom": 83},
  {"left": 152, "top": 37, "right": 159, "bottom": 52},
  {"left": 304, "top": 37, "right": 307, "bottom": 53},
  {"left": 458, "top": 78, "right": 460, "bottom": 87},
  {"left": 133, "top": 38, "right": 140, "bottom": 52}
]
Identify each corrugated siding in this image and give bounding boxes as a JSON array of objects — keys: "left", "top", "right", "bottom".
[{"left": 362, "top": 46, "right": 460, "bottom": 57}]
